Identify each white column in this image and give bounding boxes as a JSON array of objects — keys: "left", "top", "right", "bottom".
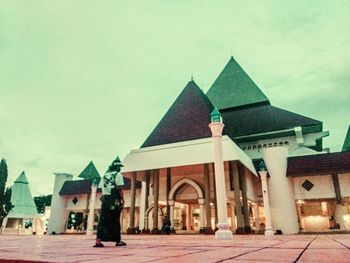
[
  {"left": 296, "top": 203, "right": 305, "bottom": 230},
  {"left": 262, "top": 147, "right": 299, "bottom": 234},
  {"left": 254, "top": 202, "right": 260, "bottom": 231},
  {"left": 335, "top": 204, "right": 346, "bottom": 230},
  {"left": 231, "top": 204, "right": 236, "bottom": 231},
  {"left": 198, "top": 198, "right": 205, "bottom": 230},
  {"left": 48, "top": 173, "right": 73, "bottom": 234},
  {"left": 86, "top": 184, "right": 97, "bottom": 235},
  {"left": 139, "top": 181, "right": 147, "bottom": 230},
  {"left": 186, "top": 204, "right": 191, "bottom": 230},
  {"left": 209, "top": 121, "right": 233, "bottom": 239},
  {"left": 168, "top": 200, "right": 174, "bottom": 228},
  {"left": 259, "top": 171, "right": 274, "bottom": 236}
]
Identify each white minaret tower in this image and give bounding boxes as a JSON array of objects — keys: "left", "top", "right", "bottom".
[
  {"left": 209, "top": 108, "right": 233, "bottom": 240},
  {"left": 48, "top": 173, "right": 73, "bottom": 234},
  {"left": 262, "top": 147, "right": 299, "bottom": 234}
]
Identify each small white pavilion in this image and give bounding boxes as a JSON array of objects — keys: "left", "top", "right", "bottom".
[{"left": 1, "top": 172, "right": 39, "bottom": 234}]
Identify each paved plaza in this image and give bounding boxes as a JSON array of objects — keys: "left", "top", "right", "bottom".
[{"left": 0, "top": 234, "right": 350, "bottom": 263}]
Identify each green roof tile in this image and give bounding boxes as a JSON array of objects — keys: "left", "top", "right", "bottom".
[
  {"left": 207, "top": 57, "right": 270, "bottom": 110},
  {"left": 78, "top": 161, "right": 101, "bottom": 180},
  {"left": 342, "top": 125, "right": 350, "bottom": 152}
]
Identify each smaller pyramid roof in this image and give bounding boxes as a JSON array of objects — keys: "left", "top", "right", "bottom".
[
  {"left": 207, "top": 57, "right": 270, "bottom": 110},
  {"left": 342, "top": 125, "right": 350, "bottom": 152},
  {"left": 78, "top": 161, "right": 101, "bottom": 180},
  {"left": 7, "top": 172, "right": 38, "bottom": 219}
]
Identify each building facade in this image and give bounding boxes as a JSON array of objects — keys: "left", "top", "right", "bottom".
[
  {"left": 121, "top": 57, "right": 350, "bottom": 235},
  {"left": 49, "top": 57, "right": 350, "bottom": 235}
]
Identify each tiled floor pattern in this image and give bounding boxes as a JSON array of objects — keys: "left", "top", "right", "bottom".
[{"left": 0, "top": 234, "right": 349, "bottom": 262}]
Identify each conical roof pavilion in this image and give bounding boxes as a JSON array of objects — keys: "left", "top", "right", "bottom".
[
  {"left": 207, "top": 56, "right": 270, "bottom": 110},
  {"left": 141, "top": 80, "right": 215, "bottom": 148},
  {"left": 7, "top": 172, "right": 38, "bottom": 219}
]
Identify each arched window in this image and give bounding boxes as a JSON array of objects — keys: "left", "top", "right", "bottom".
[
  {"left": 258, "top": 145, "right": 262, "bottom": 149},
  {"left": 263, "top": 144, "right": 267, "bottom": 148},
  {"left": 268, "top": 143, "right": 272, "bottom": 147},
  {"left": 247, "top": 146, "right": 251, "bottom": 150},
  {"left": 284, "top": 141, "right": 289, "bottom": 145},
  {"left": 279, "top": 142, "right": 284, "bottom": 146},
  {"left": 253, "top": 145, "right": 257, "bottom": 150},
  {"left": 273, "top": 142, "right": 278, "bottom": 147}
]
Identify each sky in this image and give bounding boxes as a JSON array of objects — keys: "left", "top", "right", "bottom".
[{"left": 1, "top": 1, "right": 350, "bottom": 196}]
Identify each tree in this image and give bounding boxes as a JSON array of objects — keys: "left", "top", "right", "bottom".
[
  {"left": 0, "top": 159, "right": 13, "bottom": 225},
  {"left": 33, "top": 195, "right": 52, "bottom": 214}
]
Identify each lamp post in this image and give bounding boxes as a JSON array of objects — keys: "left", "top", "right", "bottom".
[
  {"left": 258, "top": 161, "right": 274, "bottom": 236},
  {"left": 209, "top": 108, "right": 233, "bottom": 239}
]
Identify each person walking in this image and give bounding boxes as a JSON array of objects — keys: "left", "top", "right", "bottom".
[{"left": 93, "top": 157, "right": 127, "bottom": 247}]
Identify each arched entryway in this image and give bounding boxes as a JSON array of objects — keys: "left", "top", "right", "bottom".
[
  {"left": 168, "top": 178, "right": 205, "bottom": 233},
  {"left": 144, "top": 204, "right": 164, "bottom": 231}
]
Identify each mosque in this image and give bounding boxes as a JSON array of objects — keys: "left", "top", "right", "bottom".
[{"left": 48, "top": 57, "right": 350, "bottom": 236}]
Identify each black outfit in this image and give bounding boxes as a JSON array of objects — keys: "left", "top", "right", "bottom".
[
  {"left": 96, "top": 187, "right": 122, "bottom": 242},
  {"left": 161, "top": 218, "right": 171, "bottom": 235}
]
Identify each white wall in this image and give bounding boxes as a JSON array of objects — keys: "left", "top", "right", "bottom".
[
  {"left": 338, "top": 173, "right": 350, "bottom": 197},
  {"left": 293, "top": 175, "right": 335, "bottom": 200},
  {"left": 65, "top": 194, "right": 89, "bottom": 211}
]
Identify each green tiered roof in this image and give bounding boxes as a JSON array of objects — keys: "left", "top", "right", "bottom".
[
  {"left": 78, "top": 161, "right": 101, "bottom": 181},
  {"left": 8, "top": 172, "right": 38, "bottom": 218},
  {"left": 342, "top": 125, "right": 350, "bottom": 152},
  {"left": 207, "top": 57, "right": 270, "bottom": 110}
]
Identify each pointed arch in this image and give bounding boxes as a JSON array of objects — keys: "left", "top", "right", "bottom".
[
  {"left": 168, "top": 177, "right": 204, "bottom": 201},
  {"left": 145, "top": 204, "right": 164, "bottom": 218}
]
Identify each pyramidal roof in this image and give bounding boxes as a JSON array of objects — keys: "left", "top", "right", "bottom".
[
  {"left": 342, "top": 125, "right": 350, "bottom": 152},
  {"left": 7, "top": 172, "right": 38, "bottom": 219},
  {"left": 78, "top": 161, "right": 101, "bottom": 180},
  {"left": 207, "top": 57, "right": 270, "bottom": 110},
  {"left": 142, "top": 80, "right": 215, "bottom": 148}
]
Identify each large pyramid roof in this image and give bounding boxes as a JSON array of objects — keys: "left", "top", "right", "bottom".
[
  {"left": 7, "top": 172, "right": 38, "bottom": 219},
  {"left": 207, "top": 57, "right": 270, "bottom": 110},
  {"left": 141, "top": 80, "right": 215, "bottom": 148}
]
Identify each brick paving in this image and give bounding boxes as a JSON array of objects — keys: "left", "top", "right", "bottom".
[{"left": 0, "top": 234, "right": 350, "bottom": 263}]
